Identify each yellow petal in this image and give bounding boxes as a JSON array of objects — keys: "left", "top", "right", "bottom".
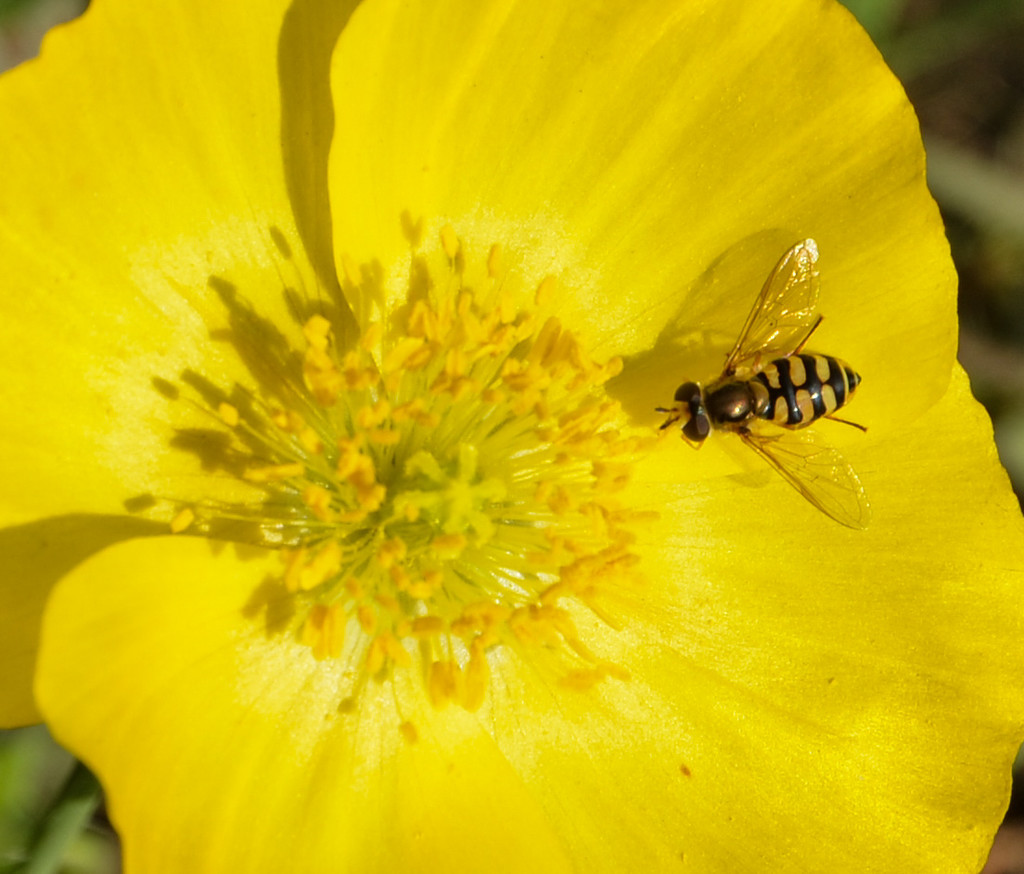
[
  {"left": 0, "top": 0, "right": 358, "bottom": 525},
  {"left": 0, "top": 514, "right": 160, "bottom": 726},
  {"left": 36, "top": 537, "right": 575, "bottom": 873},
  {"left": 11, "top": 0, "right": 1023, "bottom": 870},
  {"left": 329, "top": 0, "right": 953, "bottom": 429},
  {"left": 36, "top": 366, "right": 1024, "bottom": 873},
  {"left": 616, "top": 364, "right": 1024, "bottom": 871}
]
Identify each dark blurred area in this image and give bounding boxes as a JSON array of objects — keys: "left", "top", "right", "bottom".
[
  {"left": 851, "top": 0, "right": 1024, "bottom": 518},
  {"left": 840, "top": 7, "right": 1024, "bottom": 871}
]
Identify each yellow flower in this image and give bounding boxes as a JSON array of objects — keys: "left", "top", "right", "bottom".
[{"left": 0, "top": 0, "right": 1021, "bottom": 871}]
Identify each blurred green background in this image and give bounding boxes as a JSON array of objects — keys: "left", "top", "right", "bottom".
[{"left": 0, "top": 0, "right": 1022, "bottom": 871}]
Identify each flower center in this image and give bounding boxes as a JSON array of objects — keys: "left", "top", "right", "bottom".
[{"left": 165, "top": 226, "right": 651, "bottom": 717}]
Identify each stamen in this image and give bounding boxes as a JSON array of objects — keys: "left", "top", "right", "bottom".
[
  {"left": 169, "top": 507, "right": 195, "bottom": 534},
  {"left": 160, "top": 226, "right": 654, "bottom": 715}
]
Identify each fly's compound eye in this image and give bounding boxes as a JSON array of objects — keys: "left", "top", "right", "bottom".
[
  {"left": 674, "top": 381, "right": 700, "bottom": 403},
  {"left": 673, "top": 382, "right": 711, "bottom": 444}
]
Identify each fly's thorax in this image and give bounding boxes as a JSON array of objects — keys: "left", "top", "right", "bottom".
[
  {"left": 755, "top": 353, "right": 860, "bottom": 428},
  {"left": 704, "top": 378, "right": 770, "bottom": 428}
]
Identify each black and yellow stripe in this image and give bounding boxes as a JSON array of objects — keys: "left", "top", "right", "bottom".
[{"left": 755, "top": 354, "right": 860, "bottom": 428}]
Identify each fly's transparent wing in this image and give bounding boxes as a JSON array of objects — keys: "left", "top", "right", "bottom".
[
  {"left": 739, "top": 426, "right": 870, "bottom": 529},
  {"left": 723, "top": 239, "right": 820, "bottom": 374}
]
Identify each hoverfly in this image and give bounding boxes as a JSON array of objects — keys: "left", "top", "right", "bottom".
[{"left": 657, "top": 239, "right": 870, "bottom": 529}]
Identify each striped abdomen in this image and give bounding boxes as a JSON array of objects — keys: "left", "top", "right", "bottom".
[{"left": 755, "top": 354, "right": 860, "bottom": 428}]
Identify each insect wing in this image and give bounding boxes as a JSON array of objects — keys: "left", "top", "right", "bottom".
[
  {"left": 723, "top": 239, "right": 821, "bottom": 374},
  {"left": 739, "top": 427, "right": 870, "bottom": 529}
]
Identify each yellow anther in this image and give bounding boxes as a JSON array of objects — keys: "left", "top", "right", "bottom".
[
  {"left": 458, "top": 310, "right": 486, "bottom": 349},
  {"left": 487, "top": 243, "right": 502, "bottom": 278},
  {"left": 217, "top": 402, "right": 239, "bottom": 427},
  {"left": 336, "top": 506, "right": 369, "bottom": 524},
  {"left": 539, "top": 580, "right": 571, "bottom": 605},
  {"left": 304, "top": 345, "right": 333, "bottom": 373},
  {"left": 340, "top": 252, "right": 360, "bottom": 286},
  {"left": 336, "top": 432, "right": 366, "bottom": 461},
  {"left": 298, "top": 427, "right": 324, "bottom": 455},
  {"left": 549, "top": 328, "right": 578, "bottom": 371},
  {"left": 593, "top": 460, "right": 631, "bottom": 491},
  {"left": 302, "top": 484, "right": 333, "bottom": 521},
  {"left": 499, "top": 357, "right": 535, "bottom": 390},
  {"left": 391, "top": 398, "right": 424, "bottom": 424},
  {"left": 368, "top": 428, "right": 401, "bottom": 445},
  {"left": 546, "top": 485, "right": 576, "bottom": 515},
  {"left": 410, "top": 616, "right": 446, "bottom": 638},
  {"left": 428, "top": 659, "right": 461, "bottom": 708},
  {"left": 528, "top": 317, "right": 561, "bottom": 365},
  {"left": 440, "top": 225, "right": 460, "bottom": 261},
  {"left": 301, "top": 604, "right": 345, "bottom": 660},
  {"left": 602, "top": 356, "right": 624, "bottom": 381},
  {"left": 383, "top": 336, "right": 428, "bottom": 373},
  {"left": 535, "top": 275, "right": 557, "bottom": 308},
  {"left": 497, "top": 292, "right": 517, "bottom": 326},
  {"left": 299, "top": 542, "right": 342, "bottom": 590},
  {"left": 445, "top": 346, "right": 467, "bottom": 378},
  {"left": 434, "top": 374, "right": 479, "bottom": 401},
  {"left": 399, "top": 721, "right": 419, "bottom": 745},
  {"left": 272, "top": 408, "right": 306, "bottom": 433},
  {"left": 430, "top": 532, "right": 467, "bottom": 559},
  {"left": 449, "top": 619, "right": 477, "bottom": 640},
  {"left": 406, "top": 580, "right": 438, "bottom": 599},
  {"left": 244, "top": 462, "right": 304, "bottom": 483},
  {"left": 376, "top": 537, "right": 407, "bottom": 569},
  {"left": 303, "top": 314, "right": 333, "bottom": 351},
  {"left": 559, "top": 662, "right": 629, "bottom": 692},
  {"left": 282, "top": 547, "right": 307, "bottom": 593},
  {"left": 356, "top": 399, "right": 391, "bottom": 429},
  {"left": 381, "top": 632, "right": 412, "bottom": 667},
  {"left": 374, "top": 592, "right": 401, "bottom": 614},
  {"left": 304, "top": 350, "right": 344, "bottom": 405},
  {"left": 391, "top": 497, "right": 421, "bottom": 522},
  {"left": 348, "top": 458, "right": 376, "bottom": 493},
  {"left": 360, "top": 322, "right": 382, "bottom": 351},
  {"left": 283, "top": 542, "right": 341, "bottom": 592},
  {"left": 451, "top": 601, "right": 510, "bottom": 638},
  {"left": 509, "top": 603, "right": 578, "bottom": 648},
  {"left": 528, "top": 536, "right": 577, "bottom": 573},
  {"left": 389, "top": 564, "right": 411, "bottom": 591},
  {"left": 359, "top": 483, "right": 386, "bottom": 514},
  {"left": 533, "top": 480, "right": 553, "bottom": 504},
  {"left": 404, "top": 570, "right": 443, "bottom": 600},
  {"left": 365, "top": 636, "right": 387, "bottom": 675},
  {"left": 407, "top": 299, "right": 439, "bottom": 341},
  {"left": 335, "top": 442, "right": 372, "bottom": 483},
  {"left": 456, "top": 289, "right": 474, "bottom": 319},
  {"left": 357, "top": 605, "right": 377, "bottom": 635},
  {"left": 340, "top": 349, "right": 379, "bottom": 390},
  {"left": 404, "top": 344, "right": 437, "bottom": 371},
  {"left": 462, "top": 641, "right": 489, "bottom": 711},
  {"left": 169, "top": 507, "right": 195, "bottom": 534}
]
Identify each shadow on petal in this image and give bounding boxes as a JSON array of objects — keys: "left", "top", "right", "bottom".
[
  {"left": 278, "top": 0, "right": 362, "bottom": 293},
  {"left": 0, "top": 513, "right": 165, "bottom": 727}
]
